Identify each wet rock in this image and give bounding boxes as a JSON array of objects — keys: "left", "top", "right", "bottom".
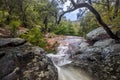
[{"left": 0, "top": 38, "right": 58, "bottom": 80}]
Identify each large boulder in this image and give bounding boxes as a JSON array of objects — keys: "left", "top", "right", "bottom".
[
  {"left": 86, "top": 27, "right": 110, "bottom": 41},
  {"left": 0, "top": 38, "right": 58, "bottom": 80}
]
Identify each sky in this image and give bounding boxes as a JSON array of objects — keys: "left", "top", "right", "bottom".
[
  {"left": 63, "top": 1, "right": 78, "bottom": 21},
  {"left": 64, "top": 10, "right": 79, "bottom": 21}
]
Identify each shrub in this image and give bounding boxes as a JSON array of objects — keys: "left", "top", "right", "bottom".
[
  {"left": 20, "top": 27, "right": 47, "bottom": 48},
  {"left": 9, "top": 20, "right": 21, "bottom": 37}
]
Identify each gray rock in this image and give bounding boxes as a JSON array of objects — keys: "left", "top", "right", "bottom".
[
  {"left": 79, "top": 42, "right": 89, "bottom": 52},
  {"left": 103, "top": 44, "right": 120, "bottom": 54},
  {"left": 86, "top": 27, "right": 110, "bottom": 40},
  {"left": 94, "top": 39, "right": 115, "bottom": 48},
  {"left": 0, "top": 38, "right": 58, "bottom": 80},
  {"left": 0, "top": 38, "right": 26, "bottom": 47}
]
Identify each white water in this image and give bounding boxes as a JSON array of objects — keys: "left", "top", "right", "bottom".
[
  {"left": 57, "top": 66, "right": 91, "bottom": 80},
  {"left": 47, "top": 36, "right": 91, "bottom": 80}
]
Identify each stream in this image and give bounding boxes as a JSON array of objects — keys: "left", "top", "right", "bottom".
[{"left": 47, "top": 36, "right": 92, "bottom": 80}]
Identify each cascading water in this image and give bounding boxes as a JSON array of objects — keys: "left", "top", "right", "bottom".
[
  {"left": 57, "top": 66, "right": 91, "bottom": 80},
  {"left": 47, "top": 36, "right": 92, "bottom": 80}
]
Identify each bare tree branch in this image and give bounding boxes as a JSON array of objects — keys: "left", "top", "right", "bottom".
[
  {"left": 70, "top": 0, "right": 76, "bottom": 7},
  {"left": 57, "top": 2, "right": 120, "bottom": 40},
  {"left": 77, "top": 8, "right": 87, "bottom": 19},
  {"left": 57, "top": 8, "right": 76, "bottom": 24}
]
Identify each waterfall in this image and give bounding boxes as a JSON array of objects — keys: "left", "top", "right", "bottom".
[{"left": 47, "top": 36, "right": 91, "bottom": 80}]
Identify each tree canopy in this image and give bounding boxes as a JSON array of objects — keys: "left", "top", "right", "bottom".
[{"left": 0, "top": 0, "right": 120, "bottom": 41}]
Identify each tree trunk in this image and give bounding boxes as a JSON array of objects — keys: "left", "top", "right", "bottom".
[
  {"left": 57, "top": 2, "right": 119, "bottom": 40},
  {"left": 113, "top": 0, "right": 120, "bottom": 19},
  {"left": 76, "top": 3, "right": 119, "bottom": 40},
  {"left": 42, "top": 16, "right": 48, "bottom": 33},
  {"left": 19, "top": 0, "right": 28, "bottom": 27}
]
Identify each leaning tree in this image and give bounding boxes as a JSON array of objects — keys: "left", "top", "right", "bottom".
[{"left": 55, "top": 0, "right": 119, "bottom": 40}]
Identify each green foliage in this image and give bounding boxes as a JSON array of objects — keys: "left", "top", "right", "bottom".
[
  {"left": 54, "top": 20, "right": 78, "bottom": 35},
  {"left": 54, "top": 21, "right": 68, "bottom": 35},
  {"left": 0, "top": 0, "right": 120, "bottom": 41},
  {"left": 0, "top": 11, "right": 8, "bottom": 24},
  {"left": 20, "top": 27, "right": 47, "bottom": 48},
  {"left": 112, "top": 14, "right": 120, "bottom": 27},
  {"left": 92, "top": 3, "right": 120, "bottom": 27},
  {"left": 79, "top": 2, "right": 120, "bottom": 37},
  {"left": 79, "top": 12, "right": 98, "bottom": 37},
  {"left": 9, "top": 20, "right": 21, "bottom": 37}
]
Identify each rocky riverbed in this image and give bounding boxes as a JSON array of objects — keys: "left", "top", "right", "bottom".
[{"left": 0, "top": 27, "right": 120, "bottom": 80}]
